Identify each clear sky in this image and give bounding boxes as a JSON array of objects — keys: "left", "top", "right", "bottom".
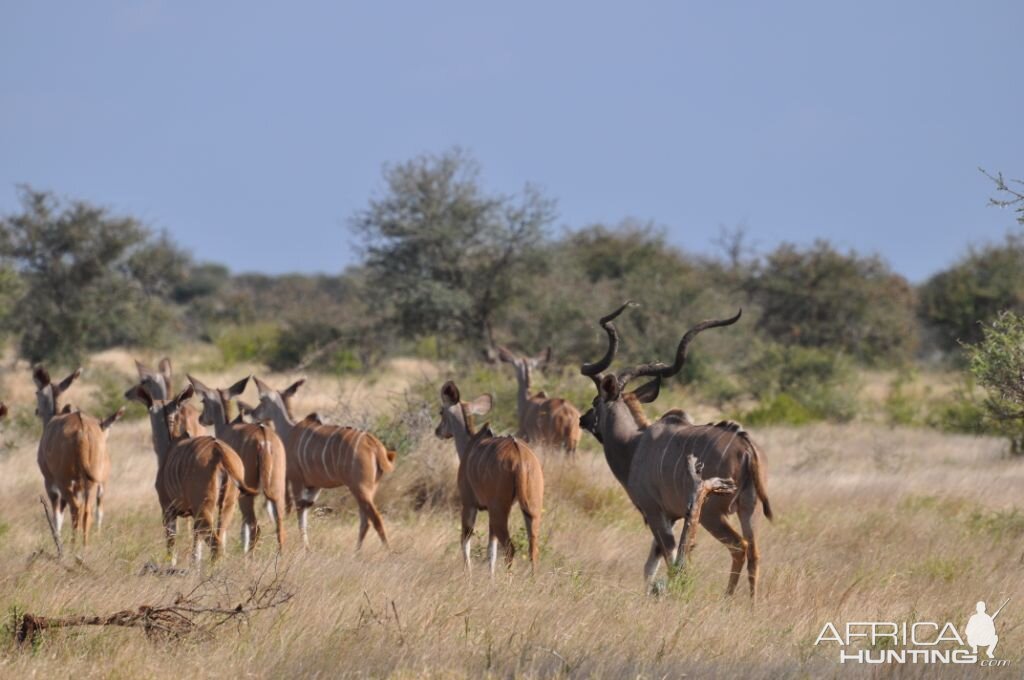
[{"left": 2, "top": 1, "right": 1021, "bottom": 281}]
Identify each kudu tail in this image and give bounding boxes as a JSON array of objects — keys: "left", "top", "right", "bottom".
[
  {"left": 216, "top": 443, "right": 260, "bottom": 496},
  {"left": 744, "top": 436, "right": 773, "bottom": 521},
  {"left": 374, "top": 441, "right": 396, "bottom": 476}
]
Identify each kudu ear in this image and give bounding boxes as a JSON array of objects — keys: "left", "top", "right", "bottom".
[
  {"left": 101, "top": 406, "right": 127, "bottom": 431},
  {"left": 56, "top": 368, "right": 82, "bottom": 394},
  {"left": 61, "top": 404, "right": 75, "bottom": 414},
  {"left": 440, "top": 381, "right": 460, "bottom": 406},
  {"left": 173, "top": 384, "right": 195, "bottom": 406},
  {"left": 466, "top": 394, "right": 493, "bottom": 416},
  {"left": 530, "top": 347, "right": 552, "bottom": 368},
  {"left": 33, "top": 366, "right": 51, "bottom": 389},
  {"left": 134, "top": 359, "right": 153, "bottom": 380},
  {"left": 158, "top": 357, "right": 172, "bottom": 381},
  {"left": 226, "top": 375, "right": 250, "bottom": 399},
  {"left": 631, "top": 378, "right": 661, "bottom": 404},
  {"left": 496, "top": 346, "right": 518, "bottom": 364},
  {"left": 253, "top": 376, "right": 273, "bottom": 397},
  {"left": 0, "top": 402, "right": 7, "bottom": 419},
  {"left": 282, "top": 378, "right": 305, "bottom": 399},
  {"left": 125, "top": 384, "right": 154, "bottom": 408},
  {"left": 599, "top": 375, "right": 620, "bottom": 401},
  {"left": 187, "top": 374, "right": 212, "bottom": 395}
]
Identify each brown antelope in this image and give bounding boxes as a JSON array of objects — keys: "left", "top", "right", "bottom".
[
  {"left": 578, "top": 303, "right": 773, "bottom": 597},
  {"left": 188, "top": 374, "right": 287, "bottom": 553},
  {"left": 134, "top": 357, "right": 205, "bottom": 436},
  {"left": 248, "top": 377, "right": 395, "bottom": 550},
  {"left": 435, "top": 381, "right": 544, "bottom": 575},
  {"left": 33, "top": 366, "right": 125, "bottom": 546},
  {"left": 496, "top": 346, "right": 582, "bottom": 457},
  {"left": 128, "top": 383, "right": 257, "bottom": 566}
]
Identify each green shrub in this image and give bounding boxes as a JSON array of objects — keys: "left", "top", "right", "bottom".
[
  {"left": 214, "top": 322, "right": 281, "bottom": 366},
  {"left": 964, "top": 311, "right": 1024, "bottom": 452},
  {"left": 88, "top": 368, "right": 146, "bottom": 421},
  {"left": 741, "top": 393, "right": 816, "bottom": 426},
  {"left": 741, "top": 342, "right": 860, "bottom": 423},
  {"left": 883, "top": 369, "right": 923, "bottom": 426}
]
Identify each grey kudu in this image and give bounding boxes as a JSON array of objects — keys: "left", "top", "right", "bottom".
[{"left": 578, "top": 303, "right": 773, "bottom": 597}]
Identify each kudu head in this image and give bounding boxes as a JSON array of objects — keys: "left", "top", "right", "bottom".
[
  {"left": 125, "top": 383, "right": 196, "bottom": 458},
  {"left": 579, "top": 302, "right": 742, "bottom": 444},
  {"left": 435, "top": 380, "right": 493, "bottom": 441},
  {"left": 188, "top": 374, "right": 250, "bottom": 427},
  {"left": 134, "top": 357, "right": 174, "bottom": 401},
  {"left": 33, "top": 365, "right": 82, "bottom": 425},
  {"left": 250, "top": 376, "right": 305, "bottom": 428},
  {"left": 497, "top": 346, "right": 552, "bottom": 390}
]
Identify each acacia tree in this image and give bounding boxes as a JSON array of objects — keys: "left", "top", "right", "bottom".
[
  {"left": 965, "top": 311, "right": 1024, "bottom": 454},
  {"left": 0, "top": 187, "right": 191, "bottom": 363},
  {"left": 350, "top": 149, "right": 555, "bottom": 348}
]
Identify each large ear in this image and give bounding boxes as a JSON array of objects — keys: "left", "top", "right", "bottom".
[
  {"left": 496, "top": 346, "right": 518, "bottom": 364},
  {"left": 56, "top": 367, "right": 82, "bottom": 394},
  {"left": 226, "top": 375, "right": 250, "bottom": 399},
  {"left": 530, "top": 347, "right": 552, "bottom": 367},
  {"left": 101, "top": 406, "right": 127, "bottom": 431},
  {"left": 158, "top": 357, "right": 172, "bottom": 383},
  {"left": 466, "top": 394, "right": 493, "bottom": 416},
  {"left": 631, "top": 378, "right": 661, "bottom": 404},
  {"left": 173, "top": 384, "right": 195, "bottom": 406},
  {"left": 599, "top": 374, "right": 620, "bottom": 402},
  {"left": 124, "top": 384, "right": 154, "bottom": 408},
  {"left": 187, "top": 374, "right": 212, "bottom": 396},
  {"left": 282, "top": 378, "right": 306, "bottom": 399},
  {"left": 0, "top": 402, "right": 7, "bottom": 419},
  {"left": 253, "top": 376, "right": 274, "bottom": 397},
  {"left": 440, "top": 380, "right": 460, "bottom": 406},
  {"left": 33, "top": 366, "right": 51, "bottom": 389},
  {"left": 134, "top": 359, "right": 153, "bottom": 379}
]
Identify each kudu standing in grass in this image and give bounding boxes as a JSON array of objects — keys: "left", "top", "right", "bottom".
[
  {"left": 496, "top": 346, "right": 582, "bottom": 457},
  {"left": 33, "top": 367, "right": 125, "bottom": 546},
  {"left": 134, "top": 357, "right": 205, "bottom": 436},
  {"left": 188, "top": 375, "right": 287, "bottom": 553},
  {"left": 435, "top": 381, "right": 544, "bottom": 575},
  {"left": 248, "top": 377, "right": 395, "bottom": 550},
  {"left": 578, "top": 303, "right": 773, "bottom": 597},
  {"left": 128, "top": 384, "right": 257, "bottom": 566}
]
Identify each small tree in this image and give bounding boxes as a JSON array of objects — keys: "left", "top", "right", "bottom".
[
  {"left": 0, "top": 187, "right": 191, "bottom": 363},
  {"left": 965, "top": 311, "right": 1024, "bottom": 454},
  {"left": 350, "top": 149, "right": 555, "bottom": 348}
]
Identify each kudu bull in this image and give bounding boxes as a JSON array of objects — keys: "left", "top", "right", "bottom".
[
  {"left": 34, "top": 367, "right": 125, "bottom": 546},
  {"left": 435, "top": 381, "right": 544, "bottom": 575},
  {"left": 188, "top": 375, "right": 287, "bottom": 553},
  {"left": 579, "top": 303, "right": 773, "bottom": 597},
  {"left": 128, "top": 384, "right": 257, "bottom": 566},
  {"left": 496, "top": 346, "right": 582, "bottom": 457},
  {"left": 248, "top": 377, "right": 395, "bottom": 550}
]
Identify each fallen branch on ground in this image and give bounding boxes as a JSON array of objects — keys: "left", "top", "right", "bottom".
[{"left": 12, "top": 560, "right": 294, "bottom": 647}]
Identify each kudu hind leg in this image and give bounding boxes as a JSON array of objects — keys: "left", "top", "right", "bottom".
[
  {"left": 488, "top": 510, "right": 513, "bottom": 576},
  {"left": 460, "top": 505, "right": 478, "bottom": 572},
  {"left": 238, "top": 494, "right": 258, "bottom": 554},
  {"left": 739, "top": 506, "right": 760, "bottom": 599},
  {"left": 702, "top": 514, "right": 746, "bottom": 596},
  {"left": 354, "top": 494, "right": 388, "bottom": 549},
  {"left": 521, "top": 508, "right": 540, "bottom": 573}
]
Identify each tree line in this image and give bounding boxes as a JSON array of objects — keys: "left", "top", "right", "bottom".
[{"left": 1, "top": 150, "right": 1022, "bottom": 376}]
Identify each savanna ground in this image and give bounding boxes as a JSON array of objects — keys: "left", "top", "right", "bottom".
[{"left": 0, "top": 349, "right": 1022, "bottom": 678}]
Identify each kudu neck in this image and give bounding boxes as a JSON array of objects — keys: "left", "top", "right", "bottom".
[
  {"left": 451, "top": 407, "right": 478, "bottom": 461},
  {"left": 599, "top": 402, "right": 643, "bottom": 487},
  {"left": 266, "top": 401, "right": 296, "bottom": 441}
]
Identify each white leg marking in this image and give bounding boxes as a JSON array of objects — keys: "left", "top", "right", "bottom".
[
  {"left": 488, "top": 535, "right": 498, "bottom": 578},
  {"left": 241, "top": 523, "right": 251, "bottom": 553}
]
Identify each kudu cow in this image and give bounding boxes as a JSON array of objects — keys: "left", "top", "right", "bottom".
[
  {"left": 496, "top": 346, "right": 582, "bottom": 457},
  {"left": 578, "top": 303, "right": 773, "bottom": 597},
  {"left": 435, "top": 381, "right": 544, "bottom": 575},
  {"left": 33, "top": 367, "right": 125, "bottom": 546},
  {"left": 188, "top": 375, "right": 287, "bottom": 553},
  {"left": 248, "top": 377, "right": 395, "bottom": 550},
  {"left": 128, "top": 384, "right": 257, "bottom": 566},
  {"left": 134, "top": 357, "right": 205, "bottom": 436}
]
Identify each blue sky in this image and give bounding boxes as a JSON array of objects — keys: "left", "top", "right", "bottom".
[{"left": 2, "top": 1, "right": 1021, "bottom": 281}]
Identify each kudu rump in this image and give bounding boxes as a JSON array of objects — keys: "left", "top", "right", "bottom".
[
  {"left": 128, "top": 384, "right": 257, "bottom": 566},
  {"left": 496, "top": 346, "right": 582, "bottom": 457},
  {"left": 579, "top": 303, "right": 773, "bottom": 597},
  {"left": 188, "top": 375, "right": 287, "bottom": 553},
  {"left": 435, "top": 381, "right": 544, "bottom": 575},
  {"left": 249, "top": 377, "right": 395, "bottom": 550},
  {"left": 34, "top": 367, "right": 125, "bottom": 546}
]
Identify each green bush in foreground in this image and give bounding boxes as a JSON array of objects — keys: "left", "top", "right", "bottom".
[{"left": 964, "top": 311, "right": 1024, "bottom": 453}]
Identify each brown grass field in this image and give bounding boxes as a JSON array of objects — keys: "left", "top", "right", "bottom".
[{"left": 0, "top": 352, "right": 1022, "bottom": 678}]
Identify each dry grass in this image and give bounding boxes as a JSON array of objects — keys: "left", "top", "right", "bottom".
[{"left": 1, "top": 357, "right": 1022, "bottom": 678}]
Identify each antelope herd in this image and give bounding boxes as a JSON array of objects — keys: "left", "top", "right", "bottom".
[{"left": 19, "top": 303, "right": 773, "bottom": 596}]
